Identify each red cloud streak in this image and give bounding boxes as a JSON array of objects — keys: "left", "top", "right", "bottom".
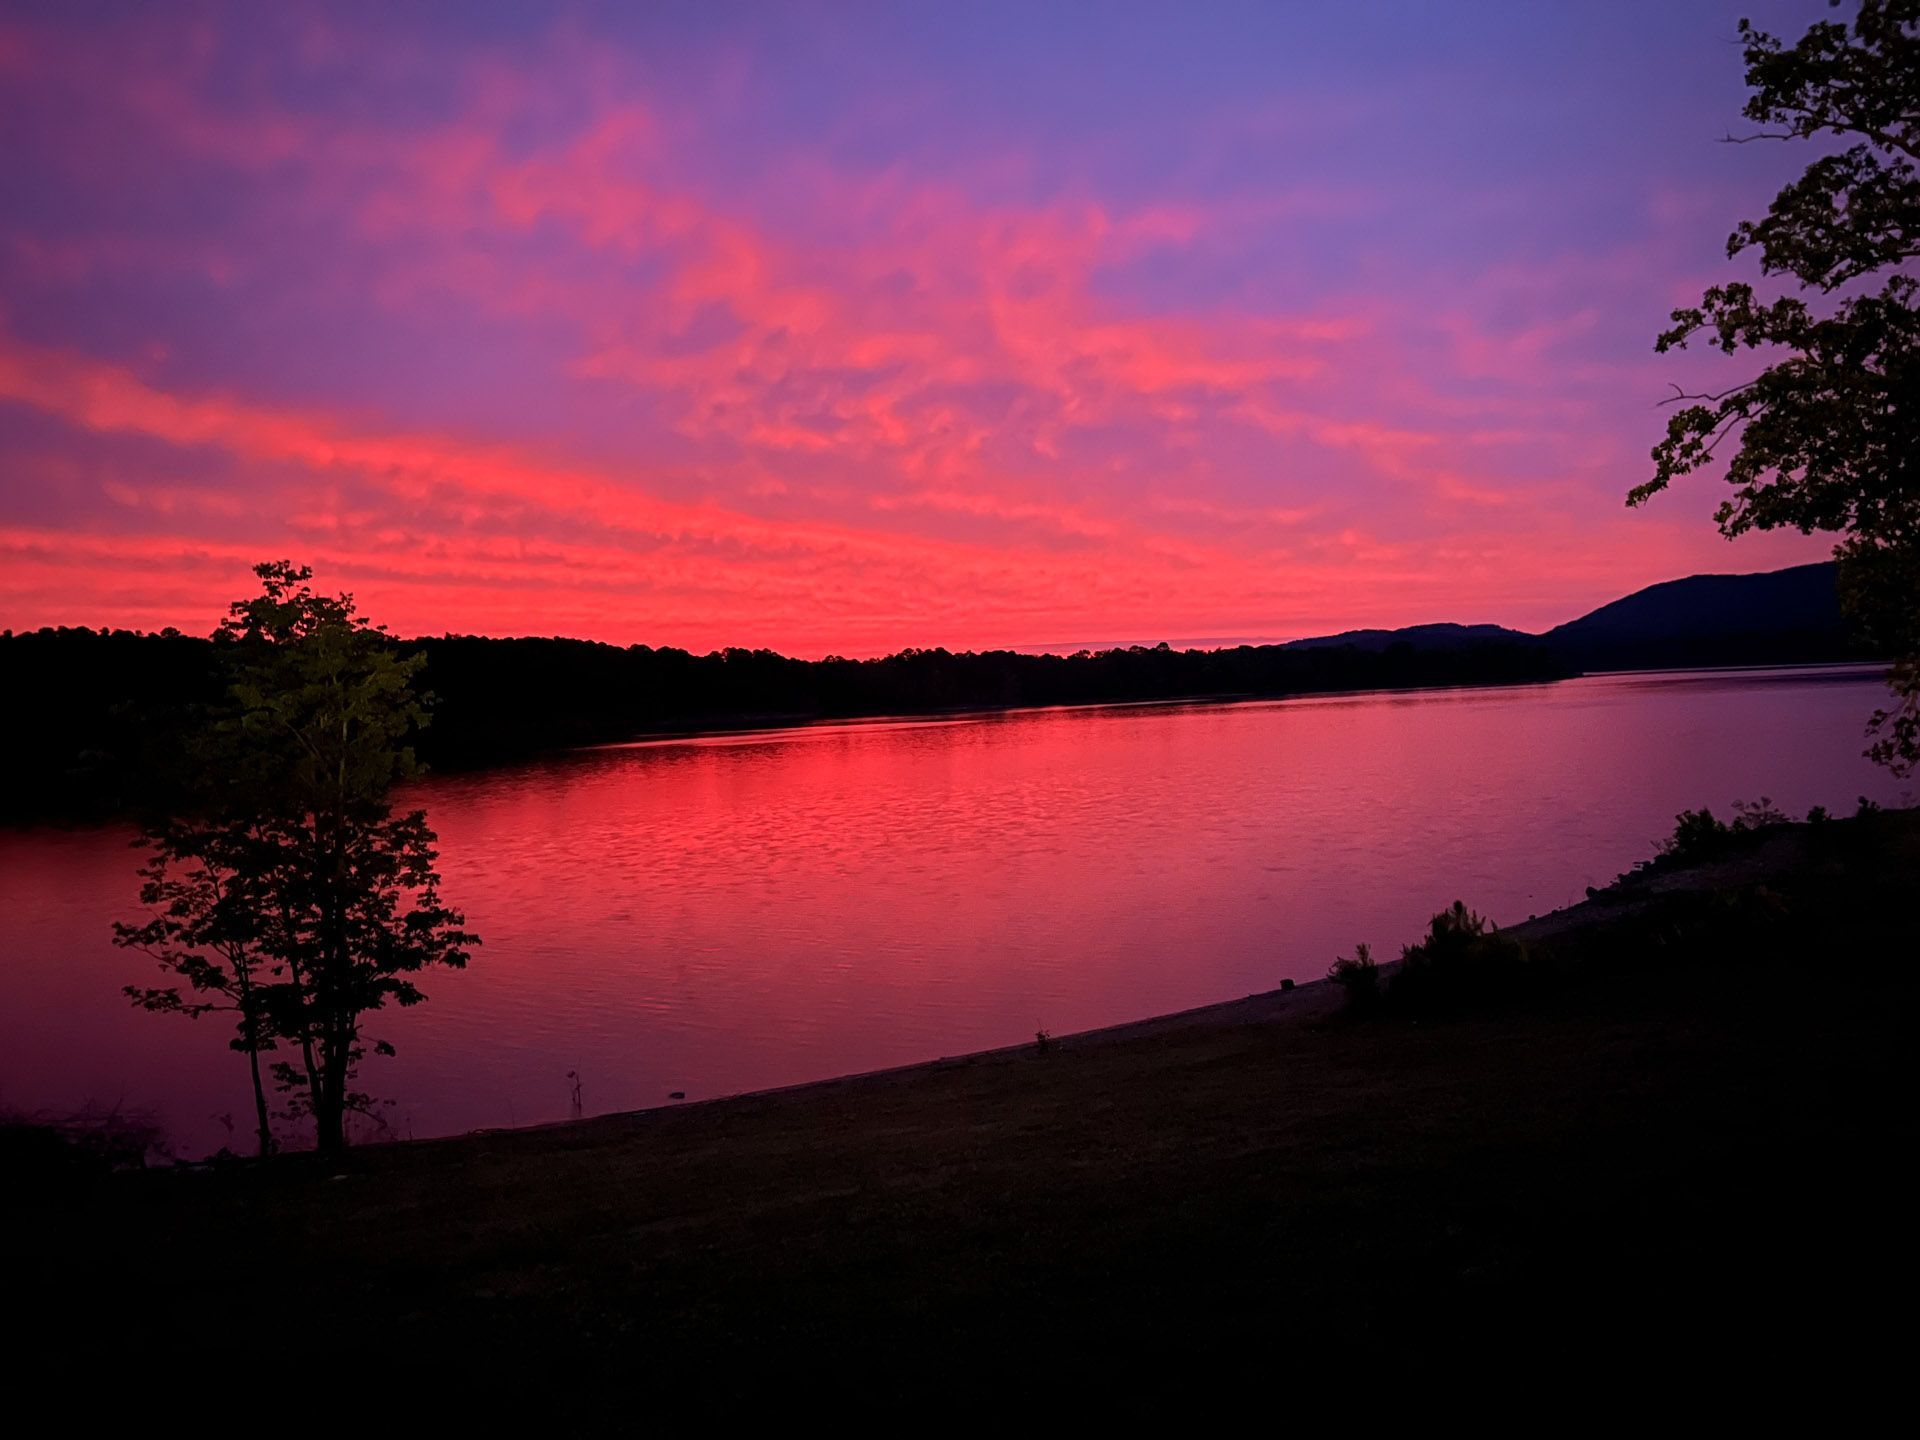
[{"left": 0, "top": 7, "right": 1833, "bottom": 653}]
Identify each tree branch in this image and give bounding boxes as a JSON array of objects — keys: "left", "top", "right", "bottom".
[{"left": 1659, "top": 380, "right": 1760, "bottom": 407}]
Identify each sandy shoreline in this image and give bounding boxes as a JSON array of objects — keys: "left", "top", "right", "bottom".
[{"left": 434, "top": 821, "right": 1816, "bottom": 1156}]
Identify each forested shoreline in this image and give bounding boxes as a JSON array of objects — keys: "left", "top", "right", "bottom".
[
  {"left": 7, "top": 590, "right": 1887, "bottom": 824},
  {"left": 3, "top": 626, "right": 1576, "bottom": 821}
]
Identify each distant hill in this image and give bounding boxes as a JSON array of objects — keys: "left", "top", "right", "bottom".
[
  {"left": 1283, "top": 622, "right": 1532, "bottom": 653},
  {"left": 1274, "top": 561, "right": 1866, "bottom": 673},
  {"left": 1542, "top": 561, "right": 1862, "bottom": 671}
]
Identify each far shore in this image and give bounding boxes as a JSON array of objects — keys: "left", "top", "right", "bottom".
[
  {"left": 557, "top": 656, "right": 1891, "bottom": 762},
  {"left": 2, "top": 642, "right": 1884, "bottom": 826}
]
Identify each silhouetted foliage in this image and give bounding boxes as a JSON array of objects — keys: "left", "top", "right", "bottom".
[
  {"left": 1327, "top": 942, "right": 1380, "bottom": 1012},
  {"left": 115, "top": 563, "right": 477, "bottom": 1155},
  {"left": 1388, "top": 901, "right": 1531, "bottom": 1008},
  {"left": 1328, "top": 903, "right": 1536, "bottom": 1014},
  {"left": 1329, "top": 808, "right": 1915, "bottom": 1026},
  {"left": 1731, "top": 796, "right": 1794, "bottom": 830},
  {"left": 1636, "top": 0, "right": 1920, "bottom": 772},
  {"left": 116, "top": 819, "right": 283, "bottom": 1156},
  {"left": 0, "top": 624, "right": 1569, "bottom": 820},
  {"left": 1662, "top": 807, "right": 1736, "bottom": 864},
  {"left": 1653, "top": 796, "right": 1805, "bottom": 869},
  {"left": 0, "top": 625, "right": 219, "bottom": 820},
  {"left": 1, "top": 1105, "right": 168, "bottom": 1200}
]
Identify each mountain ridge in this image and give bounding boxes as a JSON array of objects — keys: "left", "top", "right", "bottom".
[{"left": 1273, "top": 560, "right": 1854, "bottom": 664}]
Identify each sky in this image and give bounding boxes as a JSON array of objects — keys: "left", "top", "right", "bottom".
[{"left": 0, "top": 0, "right": 1841, "bottom": 656}]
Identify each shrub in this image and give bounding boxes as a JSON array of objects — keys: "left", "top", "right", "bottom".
[
  {"left": 1, "top": 1105, "right": 167, "bottom": 1200},
  {"left": 1390, "top": 901, "right": 1529, "bottom": 1007},
  {"left": 1730, "top": 796, "right": 1791, "bottom": 831},
  {"left": 1327, "top": 942, "right": 1380, "bottom": 1010},
  {"left": 1405, "top": 900, "right": 1490, "bottom": 961},
  {"left": 1662, "top": 807, "right": 1732, "bottom": 863},
  {"left": 1659, "top": 798, "right": 1799, "bottom": 868}
]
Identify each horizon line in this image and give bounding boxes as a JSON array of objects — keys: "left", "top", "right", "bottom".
[{"left": 0, "top": 557, "right": 1836, "bottom": 663}]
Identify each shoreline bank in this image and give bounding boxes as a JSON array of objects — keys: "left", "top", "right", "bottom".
[
  {"left": 13, "top": 807, "right": 1916, "bottom": 1415},
  {"left": 267, "top": 805, "right": 1895, "bottom": 1164},
  {"left": 565, "top": 658, "right": 1890, "bottom": 759},
  {"left": 6, "top": 657, "right": 1888, "bottom": 828}
]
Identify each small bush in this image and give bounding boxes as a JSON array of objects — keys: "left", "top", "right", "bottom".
[
  {"left": 1662, "top": 807, "right": 1732, "bottom": 863},
  {"left": 1, "top": 1105, "right": 167, "bottom": 1202},
  {"left": 1327, "top": 942, "right": 1380, "bottom": 1010},
  {"left": 1390, "top": 901, "right": 1529, "bottom": 1007},
  {"left": 1658, "top": 798, "right": 1798, "bottom": 868},
  {"left": 1731, "top": 796, "right": 1791, "bottom": 831}
]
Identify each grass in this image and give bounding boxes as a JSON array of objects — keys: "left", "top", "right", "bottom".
[{"left": 9, "top": 810, "right": 1918, "bottom": 1423}]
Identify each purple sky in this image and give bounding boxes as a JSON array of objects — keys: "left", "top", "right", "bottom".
[{"left": 0, "top": 1, "right": 1837, "bottom": 653}]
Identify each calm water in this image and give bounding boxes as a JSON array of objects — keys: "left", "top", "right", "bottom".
[{"left": 1, "top": 665, "right": 1906, "bottom": 1155}]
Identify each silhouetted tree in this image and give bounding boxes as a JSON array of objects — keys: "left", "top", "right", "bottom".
[
  {"left": 118, "top": 562, "right": 477, "bottom": 1154},
  {"left": 1634, "top": 0, "right": 1919, "bottom": 770},
  {"left": 116, "top": 817, "right": 281, "bottom": 1156}
]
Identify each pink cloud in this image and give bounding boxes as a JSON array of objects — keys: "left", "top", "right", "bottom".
[{"left": 0, "top": 7, "right": 1837, "bottom": 653}]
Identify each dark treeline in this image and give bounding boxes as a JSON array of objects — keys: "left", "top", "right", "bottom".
[
  {"left": 1546, "top": 625, "right": 1877, "bottom": 675},
  {"left": 1, "top": 627, "right": 1567, "bottom": 821},
  {"left": 416, "top": 632, "right": 1571, "bottom": 761}
]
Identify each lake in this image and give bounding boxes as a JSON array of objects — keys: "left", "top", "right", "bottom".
[{"left": 1, "top": 664, "right": 1907, "bottom": 1156}]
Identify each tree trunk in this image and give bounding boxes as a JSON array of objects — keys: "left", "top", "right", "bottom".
[
  {"left": 311, "top": 819, "right": 351, "bottom": 1156},
  {"left": 245, "top": 1046, "right": 274, "bottom": 1158},
  {"left": 313, "top": 1029, "right": 348, "bottom": 1154},
  {"left": 313, "top": 1105, "right": 344, "bottom": 1155},
  {"left": 232, "top": 962, "right": 276, "bottom": 1158}
]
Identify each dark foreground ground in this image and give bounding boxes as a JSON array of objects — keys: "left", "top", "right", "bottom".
[{"left": 10, "top": 812, "right": 1917, "bottom": 1424}]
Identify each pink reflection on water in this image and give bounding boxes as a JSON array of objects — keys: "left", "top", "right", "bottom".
[{"left": 0, "top": 666, "right": 1905, "bottom": 1155}]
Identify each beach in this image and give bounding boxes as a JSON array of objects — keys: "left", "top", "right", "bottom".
[{"left": 10, "top": 809, "right": 1915, "bottom": 1420}]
